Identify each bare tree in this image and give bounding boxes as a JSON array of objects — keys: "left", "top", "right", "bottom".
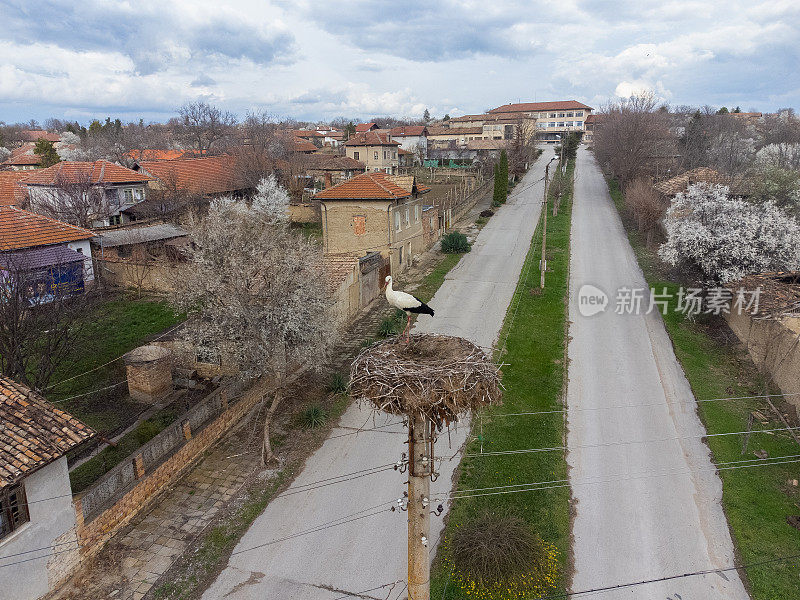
[
  {"left": 234, "top": 111, "right": 292, "bottom": 190},
  {"left": 0, "top": 256, "right": 86, "bottom": 390},
  {"left": 177, "top": 102, "right": 237, "bottom": 155},
  {"left": 594, "top": 92, "right": 673, "bottom": 185},
  {"left": 171, "top": 177, "right": 334, "bottom": 465},
  {"left": 624, "top": 178, "right": 667, "bottom": 247}
]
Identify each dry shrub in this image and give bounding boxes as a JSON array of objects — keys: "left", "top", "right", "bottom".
[
  {"left": 349, "top": 334, "right": 502, "bottom": 425},
  {"left": 624, "top": 177, "right": 667, "bottom": 246},
  {"left": 449, "top": 510, "right": 559, "bottom": 599}
]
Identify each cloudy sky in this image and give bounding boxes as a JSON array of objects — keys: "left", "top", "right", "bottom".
[{"left": 1, "top": 0, "right": 798, "bottom": 124}]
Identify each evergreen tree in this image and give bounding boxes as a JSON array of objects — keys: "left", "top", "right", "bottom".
[{"left": 33, "top": 139, "right": 61, "bottom": 167}]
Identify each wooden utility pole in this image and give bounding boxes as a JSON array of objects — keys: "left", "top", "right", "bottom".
[
  {"left": 540, "top": 159, "right": 554, "bottom": 289},
  {"left": 407, "top": 412, "right": 432, "bottom": 600}
]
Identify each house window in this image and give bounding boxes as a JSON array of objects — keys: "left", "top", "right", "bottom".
[
  {"left": 124, "top": 189, "right": 134, "bottom": 203},
  {"left": 374, "top": 151, "right": 379, "bottom": 160},
  {"left": 414, "top": 205, "right": 419, "bottom": 222},
  {"left": 567, "top": 112, "right": 574, "bottom": 117},
  {"left": 134, "top": 188, "right": 143, "bottom": 201},
  {"left": 405, "top": 207, "right": 410, "bottom": 227},
  {"left": 353, "top": 215, "right": 366, "bottom": 235},
  {"left": 110, "top": 215, "right": 122, "bottom": 226},
  {"left": 395, "top": 210, "right": 401, "bottom": 231},
  {"left": 558, "top": 113, "right": 565, "bottom": 117},
  {"left": 576, "top": 121, "right": 583, "bottom": 127},
  {"left": 576, "top": 111, "right": 583, "bottom": 117},
  {"left": 354, "top": 151, "right": 360, "bottom": 160},
  {"left": 549, "top": 113, "right": 556, "bottom": 118},
  {"left": 0, "top": 484, "right": 30, "bottom": 540},
  {"left": 393, "top": 151, "right": 397, "bottom": 159},
  {"left": 384, "top": 151, "right": 387, "bottom": 160},
  {"left": 398, "top": 245, "right": 403, "bottom": 265}
]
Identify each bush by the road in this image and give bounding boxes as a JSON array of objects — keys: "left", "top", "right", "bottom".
[{"left": 441, "top": 231, "right": 471, "bottom": 254}]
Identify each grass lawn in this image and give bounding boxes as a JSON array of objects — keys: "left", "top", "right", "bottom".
[
  {"left": 431, "top": 161, "right": 574, "bottom": 599},
  {"left": 49, "top": 293, "right": 183, "bottom": 434},
  {"left": 607, "top": 178, "right": 800, "bottom": 599}
]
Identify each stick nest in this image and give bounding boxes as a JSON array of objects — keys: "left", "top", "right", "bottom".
[{"left": 349, "top": 334, "right": 502, "bottom": 424}]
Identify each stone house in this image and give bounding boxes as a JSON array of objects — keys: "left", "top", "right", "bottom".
[
  {"left": 301, "top": 154, "right": 366, "bottom": 189},
  {"left": 0, "top": 376, "right": 94, "bottom": 600},
  {"left": 0, "top": 206, "right": 95, "bottom": 301},
  {"left": 344, "top": 132, "right": 400, "bottom": 175},
  {"left": 20, "top": 161, "right": 152, "bottom": 227},
  {"left": 316, "top": 172, "right": 430, "bottom": 274}
]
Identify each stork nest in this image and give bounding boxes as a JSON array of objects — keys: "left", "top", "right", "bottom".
[{"left": 349, "top": 334, "right": 502, "bottom": 424}]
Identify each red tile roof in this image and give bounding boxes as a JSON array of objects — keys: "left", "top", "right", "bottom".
[
  {"left": 302, "top": 155, "right": 366, "bottom": 171},
  {"left": 355, "top": 122, "right": 378, "bottom": 132},
  {"left": 19, "top": 130, "right": 61, "bottom": 143},
  {"left": 293, "top": 138, "right": 320, "bottom": 153},
  {"left": 344, "top": 132, "right": 400, "bottom": 147},
  {"left": 2, "top": 144, "right": 42, "bottom": 167},
  {"left": 489, "top": 100, "right": 593, "bottom": 113},
  {"left": 293, "top": 130, "right": 325, "bottom": 138},
  {"left": 139, "top": 155, "right": 240, "bottom": 196},
  {"left": 315, "top": 172, "right": 412, "bottom": 200},
  {"left": 125, "top": 149, "right": 187, "bottom": 161},
  {"left": 389, "top": 126, "right": 427, "bottom": 137},
  {"left": 0, "top": 376, "right": 94, "bottom": 488},
  {"left": 322, "top": 253, "right": 359, "bottom": 295},
  {"left": 20, "top": 160, "right": 151, "bottom": 186},
  {"left": 0, "top": 206, "right": 94, "bottom": 251},
  {"left": 0, "top": 172, "right": 31, "bottom": 207}
]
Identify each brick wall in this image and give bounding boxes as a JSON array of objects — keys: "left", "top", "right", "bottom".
[{"left": 74, "top": 380, "right": 269, "bottom": 559}]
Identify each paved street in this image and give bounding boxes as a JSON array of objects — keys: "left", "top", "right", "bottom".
[
  {"left": 566, "top": 148, "right": 749, "bottom": 598},
  {"left": 200, "top": 157, "right": 548, "bottom": 599}
]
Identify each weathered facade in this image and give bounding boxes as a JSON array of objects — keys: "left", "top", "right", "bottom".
[{"left": 344, "top": 132, "right": 400, "bottom": 175}]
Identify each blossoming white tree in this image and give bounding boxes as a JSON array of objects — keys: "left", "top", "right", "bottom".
[
  {"left": 172, "top": 176, "right": 334, "bottom": 465},
  {"left": 659, "top": 183, "right": 800, "bottom": 284}
]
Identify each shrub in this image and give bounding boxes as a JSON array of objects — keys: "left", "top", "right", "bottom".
[
  {"left": 299, "top": 404, "right": 327, "bottom": 429},
  {"left": 327, "top": 372, "right": 348, "bottom": 394},
  {"left": 450, "top": 510, "right": 559, "bottom": 598},
  {"left": 441, "top": 231, "right": 471, "bottom": 254},
  {"left": 624, "top": 177, "right": 667, "bottom": 247},
  {"left": 479, "top": 209, "right": 494, "bottom": 218}
]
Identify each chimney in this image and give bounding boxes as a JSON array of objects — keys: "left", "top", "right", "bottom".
[{"left": 324, "top": 172, "right": 333, "bottom": 189}]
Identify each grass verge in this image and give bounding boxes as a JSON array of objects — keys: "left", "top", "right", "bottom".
[
  {"left": 430, "top": 160, "right": 574, "bottom": 599},
  {"left": 51, "top": 294, "right": 183, "bottom": 433},
  {"left": 606, "top": 177, "right": 800, "bottom": 599}
]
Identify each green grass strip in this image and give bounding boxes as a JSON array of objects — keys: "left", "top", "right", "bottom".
[
  {"left": 606, "top": 178, "right": 800, "bottom": 600},
  {"left": 431, "top": 160, "right": 574, "bottom": 599}
]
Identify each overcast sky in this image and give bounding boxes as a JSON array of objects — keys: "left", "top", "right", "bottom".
[{"left": 1, "top": 0, "right": 798, "bottom": 124}]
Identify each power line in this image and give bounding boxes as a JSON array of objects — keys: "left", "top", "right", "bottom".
[
  {"left": 229, "top": 500, "right": 397, "bottom": 558},
  {"left": 482, "top": 390, "right": 800, "bottom": 419},
  {"left": 48, "top": 379, "right": 129, "bottom": 404},
  {"left": 530, "top": 551, "right": 800, "bottom": 599},
  {"left": 437, "top": 454, "right": 800, "bottom": 501},
  {"left": 464, "top": 425, "right": 800, "bottom": 458}
]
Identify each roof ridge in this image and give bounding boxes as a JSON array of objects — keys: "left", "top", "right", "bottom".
[{"left": 368, "top": 172, "right": 399, "bottom": 197}]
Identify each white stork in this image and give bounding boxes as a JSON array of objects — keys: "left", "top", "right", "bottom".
[{"left": 384, "top": 275, "right": 434, "bottom": 342}]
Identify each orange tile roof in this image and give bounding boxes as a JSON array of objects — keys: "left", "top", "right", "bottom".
[
  {"left": 344, "top": 132, "right": 400, "bottom": 147},
  {"left": 322, "top": 252, "right": 359, "bottom": 295},
  {"left": 20, "top": 160, "right": 151, "bottom": 186},
  {"left": 125, "top": 149, "right": 187, "bottom": 161},
  {"left": 355, "top": 122, "right": 377, "bottom": 132},
  {"left": 293, "top": 130, "right": 324, "bottom": 138},
  {"left": 3, "top": 144, "right": 42, "bottom": 167},
  {"left": 489, "top": 100, "right": 593, "bottom": 113},
  {"left": 0, "top": 206, "right": 94, "bottom": 250},
  {"left": 0, "top": 172, "right": 31, "bottom": 207},
  {"left": 139, "top": 155, "right": 240, "bottom": 196},
  {"left": 302, "top": 154, "right": 366, "bottom": 171},
  {"left": 0, "top": 376, "right": 94, "bottom": 488},
  {"left": 315, "top": 172, "right": 412, "bottom": 201}
]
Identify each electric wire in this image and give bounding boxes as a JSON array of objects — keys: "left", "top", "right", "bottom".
[{"left": 464, "top": 425, "right": 800, "bottom": 458}]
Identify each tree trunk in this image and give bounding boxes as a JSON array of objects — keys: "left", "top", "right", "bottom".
[{"left": 261, "top": 387, "right": 284, "bottom": 466}]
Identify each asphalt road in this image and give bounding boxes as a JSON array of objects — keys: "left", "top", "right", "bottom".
[
  {"left": 566, "top": 148, "right": 749, "bottom": 599},
  {"left": 200, "top": 157, "right": 548, "bottom": 599}
]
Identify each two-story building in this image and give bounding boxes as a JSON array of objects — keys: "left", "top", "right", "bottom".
[
  {"left": 344, "top": 132, "right": 401, "bottom": 175},
  {"left": 488, "top": 100, "right": 594, "bottom": 143},
  {"left": 389, "top": 126, "right": 428, "bottom": 163},
  {"left": 316, "top": 172, "right": 430, "bottom": 274},
  {"left": 20, "top": 161, "right": 152, "bottom": 227},
  {"left": 448, "top": 113, "right": 536, "bottom": 142}
]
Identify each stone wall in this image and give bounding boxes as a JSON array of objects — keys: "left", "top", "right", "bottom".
[{"left": 726, "top": 311, "right": 800, "bottom": 411}]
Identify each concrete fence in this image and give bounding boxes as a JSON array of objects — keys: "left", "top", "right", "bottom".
[{"left": 74, "top": 378, "right": 266, "bottom": 558}]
